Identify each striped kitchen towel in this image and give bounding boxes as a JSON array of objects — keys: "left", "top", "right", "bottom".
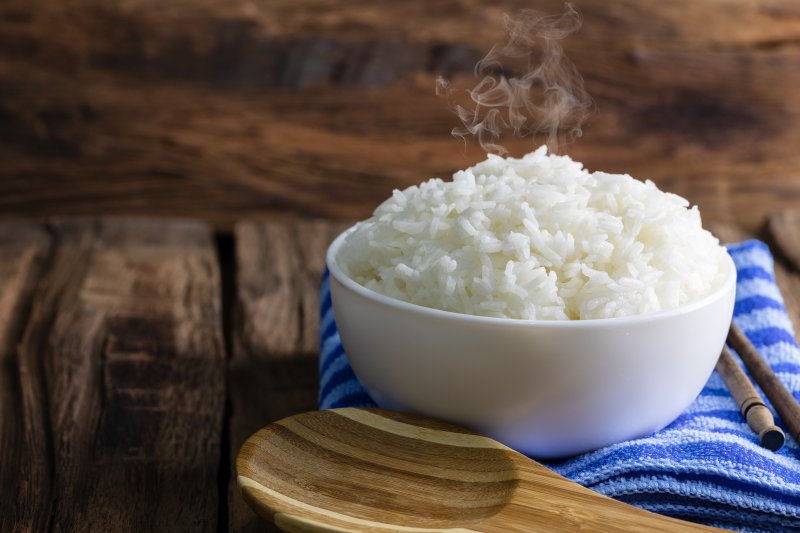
[{"left": 319, "top": 240, "right": 800, "bottom": 532}]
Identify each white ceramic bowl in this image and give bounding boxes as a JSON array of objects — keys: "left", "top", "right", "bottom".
[{"left": 326, "top": 227, "right": 737, "bottom": 458}]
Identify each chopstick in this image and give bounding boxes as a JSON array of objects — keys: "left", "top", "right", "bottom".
[
  {"left": 716, "top": 345, "right": 785, "bottom": 450},
  {"left": 728, "top": 323, "right": 800, "bottom": 447}
]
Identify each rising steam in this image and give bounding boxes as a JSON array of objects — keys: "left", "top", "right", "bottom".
[{"left": 437, "top": 3, "right": 593, "bottom": 155}]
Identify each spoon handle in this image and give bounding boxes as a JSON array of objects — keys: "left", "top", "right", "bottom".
[{"left": 479, "top": 459, "right": 718, "bottom": 532}]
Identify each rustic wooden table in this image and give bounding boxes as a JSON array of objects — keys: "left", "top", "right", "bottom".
[
  {"left": 3, "top": 0, "right": 800, "bottom": 530},
  {"left": 2, "top": 215, "right": 800, "bottom": 532},
  {"left": 3, "top": 0, "right": 800, "bottom": 234}
]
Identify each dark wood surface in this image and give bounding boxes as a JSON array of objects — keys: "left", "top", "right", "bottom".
[
  {"left": 2, "top": 215, "right": 800, "bottom": 532},
  {"left": 2, "top": 0, "right": 800, "bottom": 232},
  {"left": 229, "top": 219, "right": 349, "bottom": 532},
  {"left": 4, "top": 1, "right": 800, "bottom": 528},
  {"left": 0, "top": 219, "right": 225, "bottom": 532}
]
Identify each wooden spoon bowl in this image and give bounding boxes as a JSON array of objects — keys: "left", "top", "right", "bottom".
[{"left": 236, "top": 408, "right": 718, "bottom": 532}]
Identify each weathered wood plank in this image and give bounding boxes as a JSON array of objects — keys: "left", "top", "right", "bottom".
[
  {"left": 707, "top": 223, "right": 752, "bottom": 247},
  {"left": 236, "top": 220, "right": 351, "bottom": 359},
  {"left": 230, "top": 219, "right": 350, "bottom": 532},
  {"left": 767, "top": 212, "right": 800, "bottom": 273},
  {"left": 766, "top": 213, "right": 800, "bottom": 337},
  {"left": 0, "top": 223, "right": 53, "bottom": 532},
  {"left": 0, "top": 219, "right": 225, "bottom": 533},
  {"left": 2, "top": 1, "right": 800, "bottom": 231}
]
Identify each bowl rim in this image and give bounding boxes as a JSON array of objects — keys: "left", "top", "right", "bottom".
[{"left": 326, "top": 223, "right": 737, "bottom": 329}]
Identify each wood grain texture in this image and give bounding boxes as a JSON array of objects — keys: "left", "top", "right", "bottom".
[
  {"left": 0, "top": 223, "right": 54, "bottom": 532},
  {"left": 236, "top": 408, "right": 717, "bottom": 532},
  {"left": 767, "top": 211, "right": 800, "bottom": 273},
  {"left": 0, "top": 219, "right": 225, "bottom": 533},
  {"left": 2, "top": 0, "right": 800, "bottom": 231},
  {"left": 230, "top": 219, "right": 350, "bottom": 532},
  {"left": 236, "top": 220, "right": 350, "bottom": 358}
]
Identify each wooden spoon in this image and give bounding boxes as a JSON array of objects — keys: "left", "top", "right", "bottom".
[{"left": 236, "top": 408, "right": 718, "bottom": 532}]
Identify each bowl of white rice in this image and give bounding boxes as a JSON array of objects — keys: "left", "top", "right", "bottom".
[{"left": 327, "top": 146, "right": 736, "bottom": 458}]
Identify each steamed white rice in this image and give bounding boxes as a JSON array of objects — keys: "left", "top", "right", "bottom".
[{"left": 337, "top": 146, "right": 727, "bottom": 320}]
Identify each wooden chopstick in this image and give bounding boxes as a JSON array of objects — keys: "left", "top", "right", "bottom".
[
  {"left": 716, "top": 345, "right": 785, "bottom": 450},
  {"left": 728, "top": 323, "right": 800, "bottom": 447}
]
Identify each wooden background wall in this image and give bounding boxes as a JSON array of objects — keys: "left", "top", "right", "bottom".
[{"left": 2, "top": 0, "right": 800, "bottom": 232}]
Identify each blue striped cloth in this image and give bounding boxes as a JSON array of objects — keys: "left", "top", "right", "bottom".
[{"left": 319, "top": 240, "right": 800, "bottom": 532}]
